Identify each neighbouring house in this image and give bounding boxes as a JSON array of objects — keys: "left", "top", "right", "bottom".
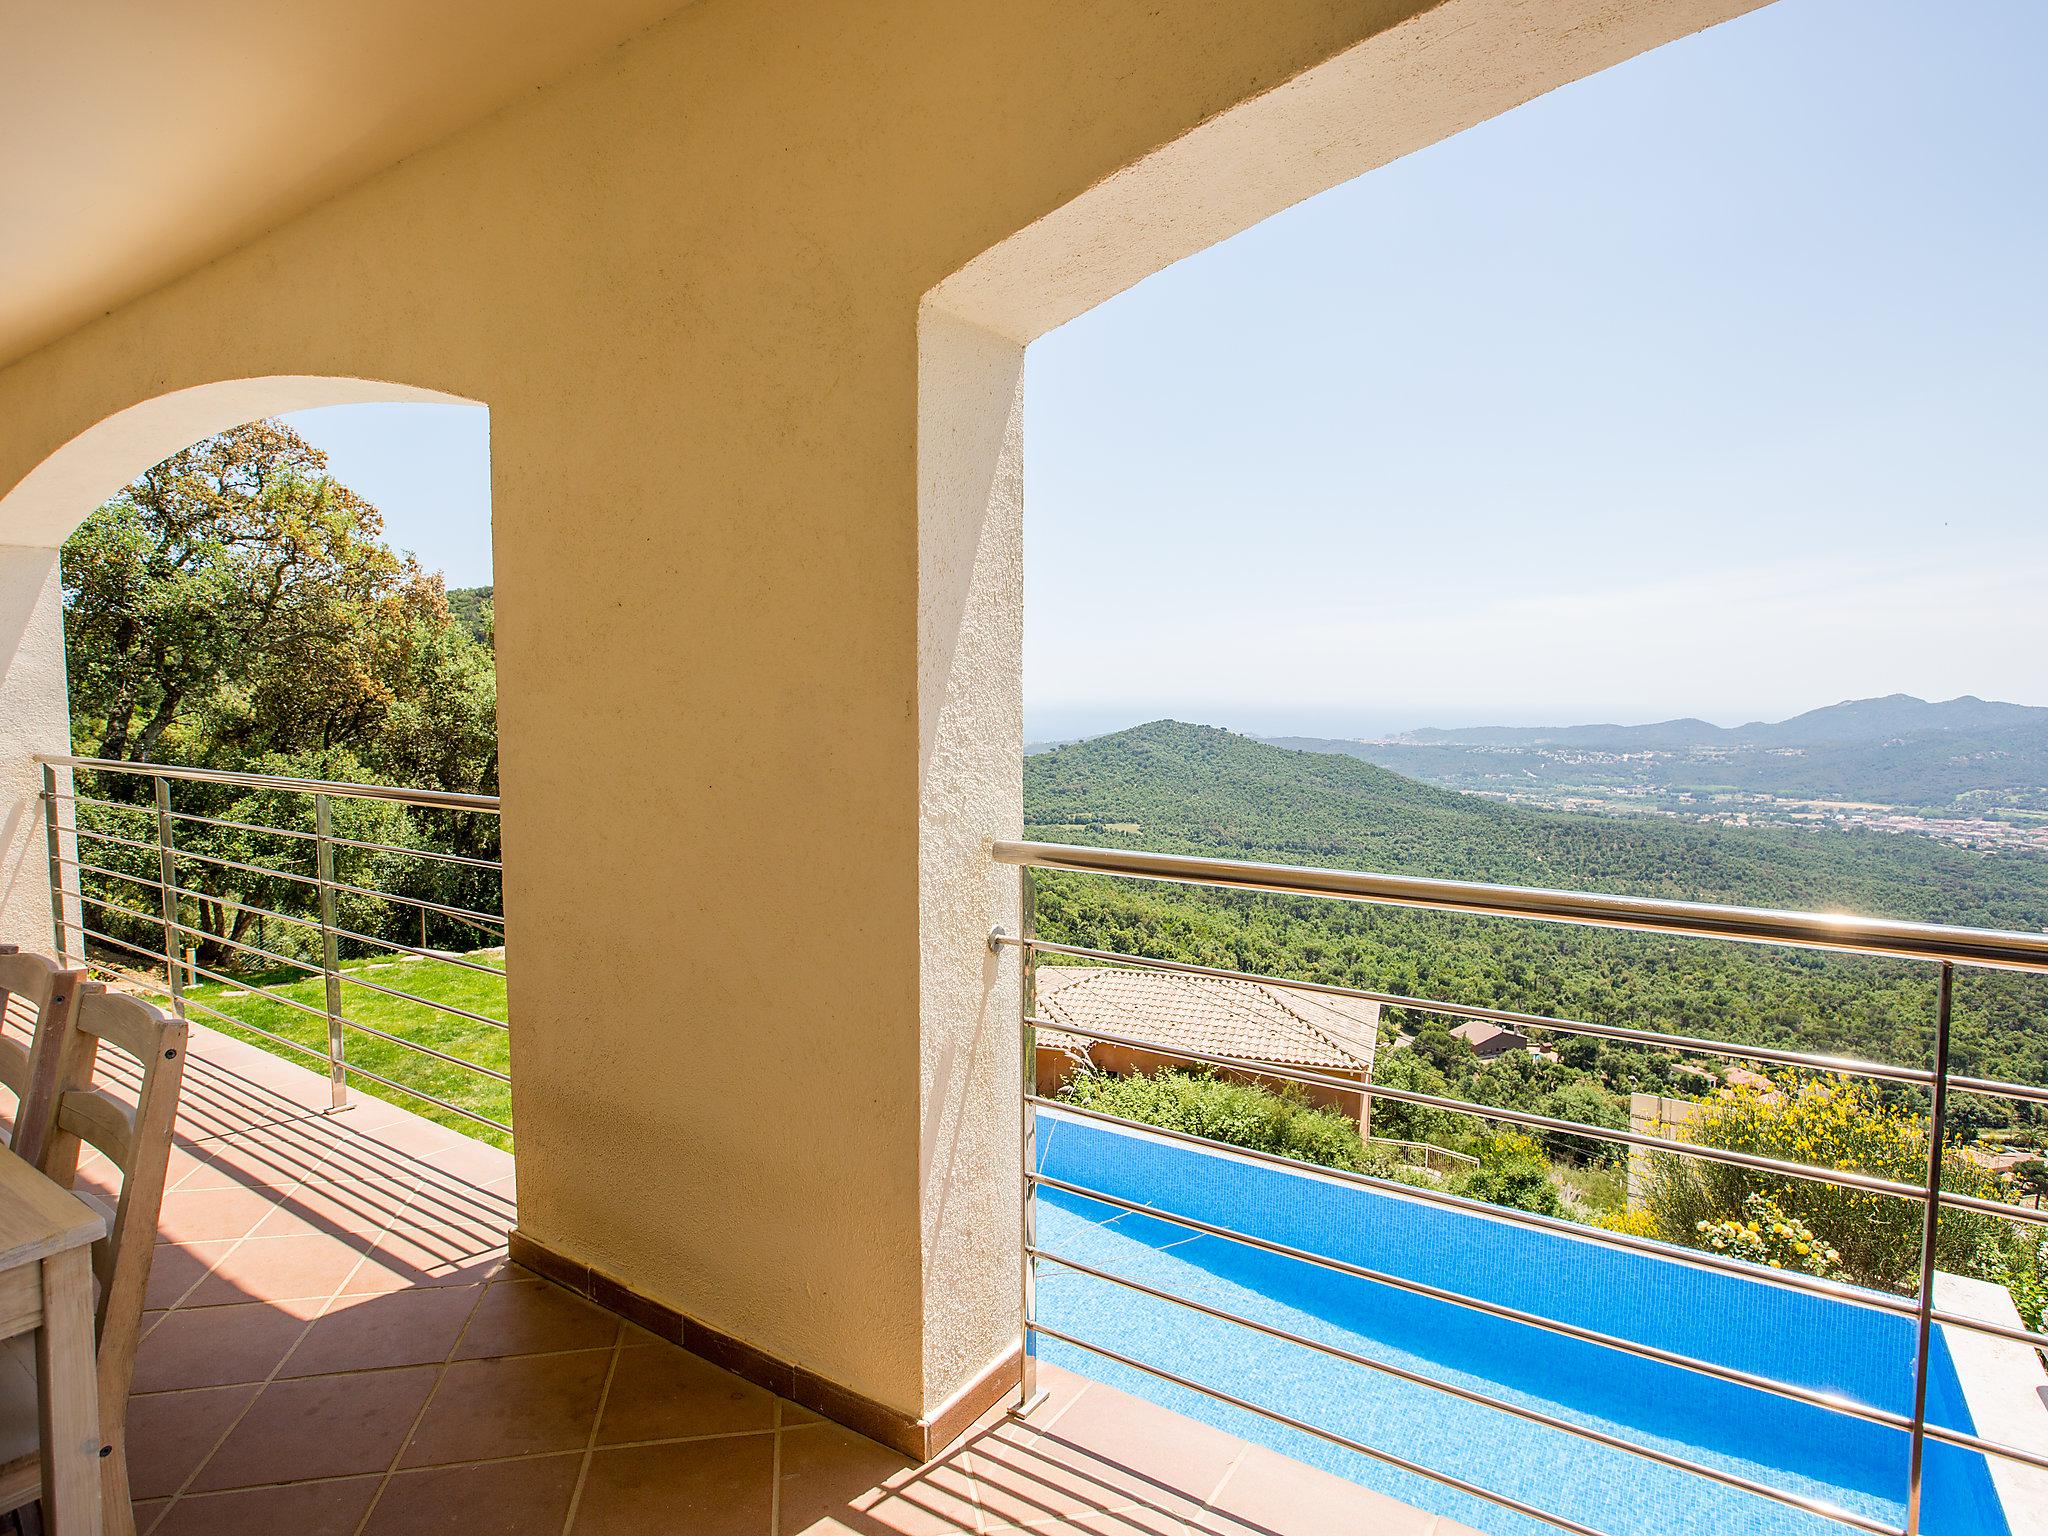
[
  {"left": 1450, "top": 1020, "right": 1532, "bottom": 1059},
  {"left": 1033, "top": 966, "right": 1380, "bottom": 1131}
]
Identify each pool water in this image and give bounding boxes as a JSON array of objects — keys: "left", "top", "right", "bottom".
[{"left": 1034, "top": 1111, "right": 2011, "bottom": 1536}]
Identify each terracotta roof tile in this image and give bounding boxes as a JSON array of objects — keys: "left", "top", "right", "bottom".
[{"left": 1034, "top": 966, "right": 1378, "bottom": 1073}]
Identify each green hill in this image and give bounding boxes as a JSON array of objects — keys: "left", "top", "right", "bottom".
[
  {"left": 1021, "top": 722, "right": 2048, "bottom": 1111},
  {"left": 1026, "top": 721, "right": 2048, "bottom": 928}
]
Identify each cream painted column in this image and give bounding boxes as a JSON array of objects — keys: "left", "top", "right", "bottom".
[
  {"left": 916, "top": 308, "right": 1028, "bottom": 1413},
  {"left": 0, "top": 547, "right": 72, "bottom": 956}
]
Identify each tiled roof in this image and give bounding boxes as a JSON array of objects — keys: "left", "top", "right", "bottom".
[{"left": 1034, "top": 966, "right": 1378, "bottom": 1074}]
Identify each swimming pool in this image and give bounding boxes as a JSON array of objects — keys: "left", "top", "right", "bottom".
[{"left": 1033, "top": 1110, "right": 2011, "bottom": 1536}]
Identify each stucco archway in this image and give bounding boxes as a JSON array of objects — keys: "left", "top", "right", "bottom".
[
  {"left": 0, "top": 374, "right": 480, "bottom": 549},
  {"left": 0, "top": 374, "right": 487, "bottom": 959}
]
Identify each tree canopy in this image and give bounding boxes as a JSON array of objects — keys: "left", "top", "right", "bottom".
[
  {"left": 61, "top": 420, "right": 496, "bottom": 794},
  {"left": 60, "top": 421, "right": 499, "bottom": 972}
]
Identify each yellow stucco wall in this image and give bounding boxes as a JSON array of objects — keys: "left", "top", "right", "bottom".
[{"left": 0, "top": 0, "right": 1761, "bottom": 1420}]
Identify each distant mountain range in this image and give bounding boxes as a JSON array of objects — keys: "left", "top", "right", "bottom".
[
  {"left": 1372, "top": 694, "right": 2048, "bottom": 751},
  {"left": 1024, "top": 720, "right": 2048, "bottom": 924},
  {"left": 1260, "top": 695, "right": 2048, "bottom": 811}
]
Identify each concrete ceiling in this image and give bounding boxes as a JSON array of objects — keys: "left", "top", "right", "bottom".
[{"left": 0, "top": 0, "right": 692, "bottom": 369}]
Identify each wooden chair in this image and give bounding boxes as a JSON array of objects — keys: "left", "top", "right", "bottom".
[
  {"left": 0, "top": 949, "right": 86, "bottom": 1147},
  {"left": 0, "top": 984, "right": 186, "bottom": 1536}
]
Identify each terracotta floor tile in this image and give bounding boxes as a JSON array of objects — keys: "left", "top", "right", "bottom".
[
  {"left": 574, "top": 1435, "right": 775, "bottom": 1536},
  {"left": 145, "top": 1241, "right": 233, "bottom": 1309},
  {"left": 133, "top": 1497, "right": 168, "bottom": 1534},
  {"left": 125, "top": 1384, "right": 260, "bottom": 1499},
  {"left": 401, "top": 1347, "right": 613, "bottom": 1466},
  {"left": 155, "top": 1184, "right": 286, "bottom": 1244},
  {"left": 343, "top": 1223, "right": 507, "bottom": 1292},
  {"left": 777, "top": 1421, "right": 980, "bottom": 1536},
  {"left": 171, "top": 1137, "right": 322, "bottom": 1193},
  {"left": 282, "top": 1284, "right": 484, "bottom": 1377},
  {"left": 189, "top": 1366, "right": 440, "bottom": 1491},
  {"left": 365, "top": 1451, "right": 583, "bottom": 1535},
  {"left": 148, "top": 1476, "right": 382, "bottom": 1536},
  {"left": 183, "top": 1232, "right": 372, "bottom": 1307},
  {"left": 453, "top": 1276, "right": 620, "bottom": 1359},
  {"left": 1023, "top": 1381, "right": 1246, "bottom": 1511},
  {"left": 595, "top": 1337, "right": 777, "bottom": 1444},
  {"left": 1202, "top": 1444, "right": 1438, "bottom": 1536},
  {"left": 251, "top": 1177, "right": 408, "bottom": 1240},
  {"left": 130, "top": 1299, "right": 310, "bottom": 1392}
]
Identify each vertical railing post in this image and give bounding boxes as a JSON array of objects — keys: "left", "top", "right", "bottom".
[
  {"left": 40, "top": 763, "right": 80, "bottom": 967},
  {"left": 314, "top": 793, "right": 348, "bottom": 1110},
  {"left": 1904, "top": 960, "right": 1954, "bottom": 1536},
  {"left": 152, "top": 776, "right": 185, "bottom": 1018},
  {"left": 1016, "top": 864, "right": 1044, "bottom": 1415}
]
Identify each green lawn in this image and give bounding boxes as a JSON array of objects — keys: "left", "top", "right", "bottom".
[{"left": 170, "top": 949, "right": 511, "bottom": 1148}]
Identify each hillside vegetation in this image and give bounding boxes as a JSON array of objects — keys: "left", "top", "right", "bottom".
[{"left": 1023, "top": 722, "right": 2048, "bottom": 1123}]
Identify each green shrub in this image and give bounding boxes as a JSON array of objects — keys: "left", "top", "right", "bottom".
[
  {"left": 1057, "top": 1068, "right": 1382, "bottom": 1173},
  {"left": 1448, "top": 1131, "right": 1566, "bottom": 1216}
]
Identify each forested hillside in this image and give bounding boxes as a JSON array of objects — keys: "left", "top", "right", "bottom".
[
  {"left": 1029, "top": 722, "right": 2048, "bottom": 926},
  {"left": 1023, "top": 722, "right": 2048, "bottom": 1120}
]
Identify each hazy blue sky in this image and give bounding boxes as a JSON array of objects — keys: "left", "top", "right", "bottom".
[
  {"left": 290, "top": 0, "right": 2046, "bottom": 742},
  {"left": 286, "top": 402, "right": 493, "bottom": 588}
]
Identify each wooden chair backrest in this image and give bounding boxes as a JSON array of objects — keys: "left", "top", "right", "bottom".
[
  {"left": 14, "top": 984, "right": 187, "bottom": 1414},
  {"left": 0, "top": 944, "right": 84, "bottom": 1112}
]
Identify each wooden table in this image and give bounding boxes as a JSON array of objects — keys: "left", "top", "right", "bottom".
[{"left": 0, "top": 1145, "right": 106, "bottom": 1534}]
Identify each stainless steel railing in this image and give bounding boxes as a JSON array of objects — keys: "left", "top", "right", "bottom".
[
  {"left": 991, "top": 838, "right": 2048, "bottom": 1536},
  {"left": 36, "top": 754, "right": 509, "bottom": 1138}
]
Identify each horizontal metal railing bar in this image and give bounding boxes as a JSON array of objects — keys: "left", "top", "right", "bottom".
[
  {"left": 1028, "top": 1322, "right": 1614, "bottom": 1536},
  {"left": 166, "top": 846, "right": 319, "bottom": 888},
  {"left": 84, "top": 892, "right": 509, "bottom": 1033},
  {"left": 158, "top": 888, "right": 324, "bottom": 940},
  {"left": 69, "top": 826, "right": 159, "bottom": 855},
  {"left": 320, "top": 877, "right": 504, "bottom": 932},
  {"left": 77, "top": 894, "right": 331, "bottom": 981},
  {"left": 1944, "top": 1072, "right": 2048, "bottom": 1109},
  {"left": 336, "top": 1061, "right": 510, "bottom": 1133},
  {"left": 170, "top": 956, "right": 335, "bottom": 1025},
  {"left": 38, "top": 754, "right": 501, "bottom": 814},
  {"left": 1031, "top": 1166, "right": 1913, "bottom": 1431},
  {"left": 77, "top": 928, "right": 506, "bottom": 1100},
  {"left": 178, "top": 994, "right": 337, "bottom": 1065},
  {"left": 324, "top": 925, "right": 506, "bottom": 975},
  {"left": 1932, "top": 1187, "right": 2048, "bottom": 1231},
  {"left": 165, "top": 806, "right": 318, "bottom": 842},
  {"left": 47, "top": 792, "right": 152, "bottom": 817},
  {"left": 56, "top": 855, "right": 165, "bottom": 894},
  {"left": 1004, "top": 936, "right": 1937, "bottom": 1088},
  {"left": 1920, "top": 1416, "right": 2048, "bottom": 1476},
  {"left": 1029, "top": 1246, "right": 1897, "bottom": 1535},
  {"left": 1032, "top": 1019, "right": 1930, "bottom": 1203},
  {"left": 993, "top": 841, "right": 2048, "bottom": 973},
  {"left": 1927, "top": 1306, "right": 2048, "bottom": 1353},
  {"left": 1031, "top": 1096, "right": 1920, "bottom": 1321},
  {"left": 71, "top": 941, "right": 335, "bottom": 1066},
  {"left": 337, "top": 1017, "right": 511, "bottom": 1083},
  {"left": 315, "top": 834, "right": 502, "bottom": 871},
  {"left": 74, "top": 927, "right": 181, "bottom": 974},
  {"left": 75, "top": 889, "right": 176, "bottom": 931},
  {"left": 335, "top": 971, "right": 508, "bottom": 1030}
]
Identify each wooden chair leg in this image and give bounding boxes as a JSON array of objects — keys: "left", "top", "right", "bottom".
[{"left": 96, "top": 1430, "right": 130, "bottom": 1536}]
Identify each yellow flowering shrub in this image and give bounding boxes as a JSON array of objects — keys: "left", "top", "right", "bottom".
[
  {"left": 1694, "top": 1193, "right": 1846, "bottom": 1280},
  {"left": 1642, "top": 1077, "right": 2007, "bottom": 1291}
]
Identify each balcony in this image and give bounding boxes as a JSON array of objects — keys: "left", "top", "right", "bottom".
[
  {"left": 13, "top": 1024, "right": 1453, "bottom": 1535},
  {"left": 19, "top": 759, "right": 2047, "bottom": 1535}
]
